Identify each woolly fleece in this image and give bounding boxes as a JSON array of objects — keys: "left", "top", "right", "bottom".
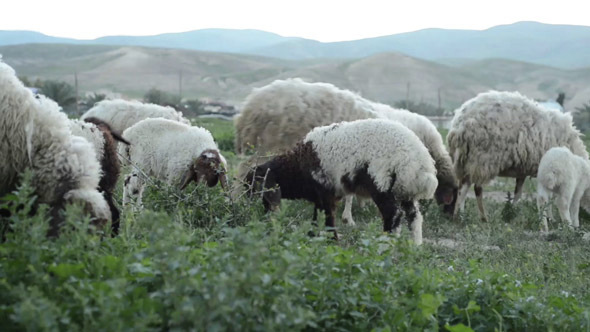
[
  {"left": 304, "top": 118, "right": 437, "bottom": 200},
  {"left": 537, "top": 147, "right": 590, "bottom": 231},
  {"left": 0, "top": 60, "right": 110, "bottom": 221},
  {"left": 447, "top": 90, "right": 588, "bottom": 185},
  {"left": 81, "top": 99, "right": 190, "bottom": 134}
]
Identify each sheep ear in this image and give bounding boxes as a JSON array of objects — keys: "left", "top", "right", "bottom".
[{"left": 179, "top": 166, "right": 196, "bottom": 190}]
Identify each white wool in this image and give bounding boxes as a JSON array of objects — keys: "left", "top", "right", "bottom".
[
  {"left": 447, "top": 90, "right": 588, "bottom": 185},
  {"left": 372, "top": 104, "right": 456, "bottom": 187},
  {"left": 235, "top": 78, "right": 379, "bottom": 154},
  {"left": 81, "top": 99, "right": 190, "bottom": 134},
  {"left": 68, "top": 119, "right": 106, "bottom": 159},
  {"left": 537, "top": 147, "right": 590, "bottom": 231},
  {"left": 120, "top": 118, "right": 221, "bottom": 185},
  {"left": 304, "top": 118, "right": 437, "bottom": 200},
  {"left": 0, "top": 60, "right": 109, "bottom": 220}
]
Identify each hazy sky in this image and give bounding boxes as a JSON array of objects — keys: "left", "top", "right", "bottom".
[{"left": 2, "top": 0, "right": 588, "bottom": 42}]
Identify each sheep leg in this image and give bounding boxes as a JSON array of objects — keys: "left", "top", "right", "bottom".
[
  {"left": 570, "top": 189, "right": 584, "bottom": 228},
  {"left": 341, "top": 195, "right": 356, "bottom": 225},
  {"left": 322, "top": 198, "right": 338, "bottom": 240},
  {"left": 454, "top": 180, "right": 471, "bottom": 218},
  {"left": 104, "top": 191, "right": 120, "bottom": 236},
  {"left": 537, "top": 186, "right": 552, "bottom": 233},
  {"left": 513, "top": 177, "right": 526, "bottom": 203},
  {"left": 556, "top": 195, "right": 573, "bottom": 229},
  {"left": 401, "top": 200, "right": 423, "bottom": 245},
  {"left": 474, "top": 184, "right": 488, "bottom": 222}
]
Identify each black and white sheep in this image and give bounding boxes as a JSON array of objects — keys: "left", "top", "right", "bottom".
[
  {"left": 235, "top": 78, "right": 457, "bottom": 223},
  {"left": 68, "top": 117, "right": 130, "bottom": 235},
  {"left": 0, "top": 60, "right": 111, "bottom": 236},
  {"left": 447, "top": 91, "right": 589, "bottom": 222},
  {"left": 119, "top": 118, "right": 228, "bottom": 206},
  {"left": 81, "top": 99, "right": 190, "bottom": 135},
  {"left": 537, "top": 147, "right": 590, "bottom": 232},
  {"left": 246, "top": 118, "right": 438, "bottom": 244}
]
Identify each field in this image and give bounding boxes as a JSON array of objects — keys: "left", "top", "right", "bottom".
[{"left": 1, "top": 118, "right": 590, "bottom": 331}]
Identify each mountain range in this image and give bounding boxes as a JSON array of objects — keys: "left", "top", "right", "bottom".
[
  {"left": 1, "top": 43, "right": 589, "bottom": 111},
  {"left": 2, "top": 21, "right": 590, "bottom": 68}
]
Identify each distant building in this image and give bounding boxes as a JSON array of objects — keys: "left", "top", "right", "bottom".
[{"left": 200, "top": 99, "right": 238, "bottom": 116}]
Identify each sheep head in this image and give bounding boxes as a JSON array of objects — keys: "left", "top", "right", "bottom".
[
  {"left": 434, "top": 180, "right": 458, "bottom": 216},
  {"left": 245, "top": 165, "right": 281, "bottom": 212},
  {"left": 179, "top": 149, "right": 228, "bottom": 191}
]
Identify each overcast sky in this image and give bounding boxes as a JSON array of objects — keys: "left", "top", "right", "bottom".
[{"left": 2, "top": 0, "right": 588, "bottom": 42}]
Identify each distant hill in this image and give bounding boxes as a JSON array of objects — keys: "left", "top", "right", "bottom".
[
  {"left": 1, "top": 44, "right": 589, "bottom": 110},
  {"left": 2, "top": 22, "right": 590, "bottom": 68}
]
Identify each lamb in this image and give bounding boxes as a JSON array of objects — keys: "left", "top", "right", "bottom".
[
  {"left": 245, "top": 118, "right": 438, "bottom": 244},
  {"left": 68, "top": 117, "right": 130, "bottom": 235},
  {"left": 537, "top": 147, "right": 590, "bottom": 232},
  {"left": 81, "top": 99, "right": 190, "bottom": 135},
  {"left": 119, "top": 118, "right": 228, "bottom": 206},
  {"left": 0, "top": 60, "right": 111, "bottom": 236},
  {"left": 234, "top": 78, "right": 457, "bottom": 223},
  {"left": 447, "top": 90, "right": 589, "bottom": 222}
]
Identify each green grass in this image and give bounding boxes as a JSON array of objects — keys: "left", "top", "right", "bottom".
[{"left": 2, "top": 124, "right": 590, "bottom": 331}]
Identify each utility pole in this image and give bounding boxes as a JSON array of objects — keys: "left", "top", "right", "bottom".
[
  {"left": 74, "top": 71, "right": 79, "bottom": 114},
  {"left": 178, "top": 70, "right": 183, "bottom": 102},
  {"left": 405, "top": 82, "right": 411, "bottom": 109},
  {"left": 437, "top": 87, "right": 442, "bottom": 112}
]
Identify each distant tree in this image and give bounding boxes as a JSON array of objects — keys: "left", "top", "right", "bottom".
[
  {"left": 574, "top": 100, "right": 590, "bottom": 132},
  {"left": 143, "top": 88, "right": 180, "bottom": 107},
  {"left": 77, "top": 93, "right": 107, "bottom": 113},
  {"left": 179, "top": 99, "right": 206, "bottom": 118},
  {"left": 85, "top": 93, "right": 107, "bottom": 107},
  {"left": 38, "top": 80, "right": 77, "bottom": 113},
  {"left": 394, "top": 100, "right": 445, "bottom": 116},
  {"left": 18, "top": 76, "right": 32, "bottom": 87}
]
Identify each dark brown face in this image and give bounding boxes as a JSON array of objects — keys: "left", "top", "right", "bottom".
[
  {"left": 180, "top": 150, "right": 227, "bottom": 190},
  {"left": 245, "top": 167, "right": 281, "bottom": 212},
  {"left": 434, "top": 184, "right": 458, "bottom": 216}
]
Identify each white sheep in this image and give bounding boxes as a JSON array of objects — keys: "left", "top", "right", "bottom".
[
  {"left": 235, "top": 78, "right": 457, "bottom": 224},
  {"left": 234, "top": 78, "right": 377, "bottom": 155},
  {"left": 119, "top": 118, "right": 228, "bottom": 206},
  {"left": 68, "top": 117, "right": 130, "bottom": 235},
  {"left": 537, "top": 147, "right": 590, "bottom": 232},
  {"left": 245, "top": 118, "right": 437, "bottom": 244},
  {"left": 0, "top": 60, "right": 111, "bottom": 235},
  {"left": 81, "top": 99, "right": 190, "bottom": 135},
  {"left": 447, "top": 90, "right": 589, "bottom": 222}
]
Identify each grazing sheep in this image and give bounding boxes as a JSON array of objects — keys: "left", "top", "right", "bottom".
[
  {"left": 447, "top": 91, "right": 589, "bottom": 222},
  {"left": 0, "top": 60, "right": 111, "bottom": 235},
  {"left": 68, "top": 117, "right": 130, "bottom": 235},
  {"left": 81, "top": 99, "right": 190, "bottom": 135},
  {"left": 234, "top": 78, "right": 377, "bottom": 155},
  {"left": 235, "top": 78, "right": 457, "bottom": 224},
  {"left": 119, "top": 118, "right": 228, "bottom": 206},
  {"left": 342, "top": 105, "right": 458, "bottom": 223},
  {"left": 246, "top": 118, "right": 437, "bottom": 244},
  {"left": 537, "top": 147, "right": 590, "bottom": 232}
]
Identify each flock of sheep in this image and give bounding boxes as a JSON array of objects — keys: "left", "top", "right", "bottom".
[{"left": 1, "top": 59, "right": 588, "bottom": 244}]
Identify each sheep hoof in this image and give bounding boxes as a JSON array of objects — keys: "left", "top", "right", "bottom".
[{"left": 480, "top": 216, "right": 488, "bottom": 223}]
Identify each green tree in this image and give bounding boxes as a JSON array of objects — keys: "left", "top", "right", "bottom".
[
  {"left": 143, "top": 88, "right": 180, "bottom": 107},
  {"left": 38, "top": 80, "right": 77, "bottom": 113}
]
